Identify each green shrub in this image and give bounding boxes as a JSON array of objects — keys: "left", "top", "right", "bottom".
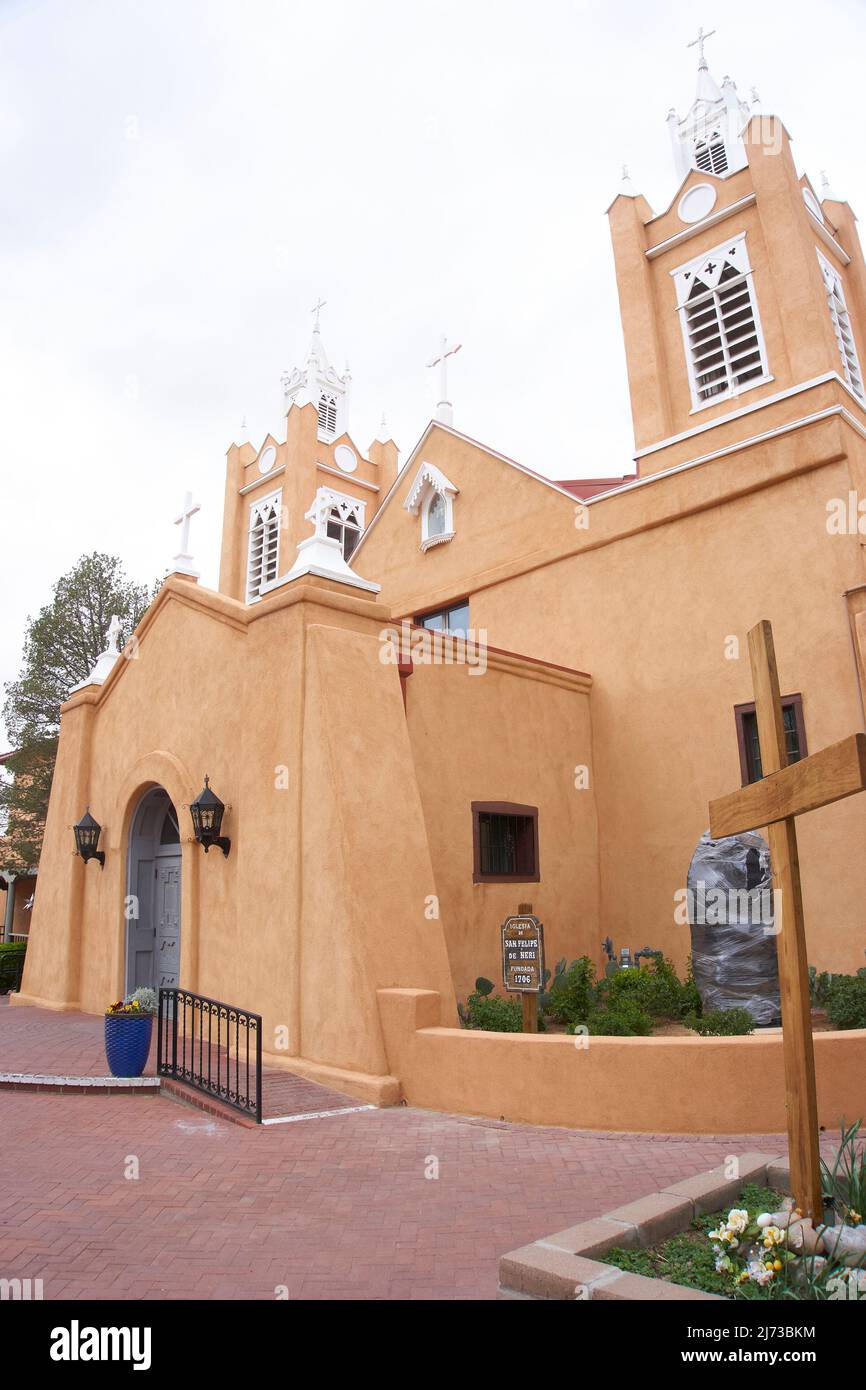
[
  {"left": 680, "top": 957, "right": 702, "bottom": 1018},
  {"left": 825, "top": 974, "right": 866, "bottom": 1031},
  {"left": 684, "top": 1008, "right": 754, "bottom": 1037},
  {"left": 597, "top": 955, "right": 699, "bottom": 1022},
  {"left": 545, "top": 956, "right": 597, "bottom": 1028},
  {"left": 584, "top": 999, "right": 654, "bottom": 1036},
  {"left": 461, "top": 993, "right": 523, "bottom": 1032},
  {"left": 821, "top": 1119, "right": 866, "bottom": 1225},
  {"left": 0, "top": 941, "right": 27, "bottom": 993},
  {"left": 809, "top": 965, "right": 833, "bottom": 1008}
]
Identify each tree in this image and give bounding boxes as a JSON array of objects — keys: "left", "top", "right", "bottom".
[{"left": 0, "top": 553, "right": 158, "bottom": 872}]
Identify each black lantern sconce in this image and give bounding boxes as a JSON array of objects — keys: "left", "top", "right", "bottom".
[
  {"left": 73, "top": 809, "right": 105, "bottom": 867},
  {"left": 189, "top": 775, "right": 231, "bottom": 857}
]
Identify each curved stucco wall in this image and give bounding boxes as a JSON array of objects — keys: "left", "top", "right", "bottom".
[{"left": 378, "top": 988, "right": 866, "bottom": 1133}]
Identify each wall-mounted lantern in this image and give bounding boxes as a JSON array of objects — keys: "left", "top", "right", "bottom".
[
  {"left": 73, "top": 809, "right": 105, "bottom": 867},
  {"left": 189, "top": 775, "right": 231, "bottom": 857}
]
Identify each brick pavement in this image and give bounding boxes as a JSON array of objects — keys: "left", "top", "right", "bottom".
[
  {"left": 0, "top": 997, "right": 817, "bottom": 1301},
  {"left": 0, "top": 998, "right": 363, "bottom": 1119}
]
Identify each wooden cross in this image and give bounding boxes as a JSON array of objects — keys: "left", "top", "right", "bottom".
[{"left": 708, "top": 620, "right": 866, "bottom": 1218}]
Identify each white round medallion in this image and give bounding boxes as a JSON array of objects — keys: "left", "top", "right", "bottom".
[
  {"left": 258, "top": 444, "right": 277, "bottom": 475},
  {"left": 677, "top": 183, "right": 717, "bottom": 225},
  {"left": 334, "top": 444, "right": 357, "bottom": 474}
]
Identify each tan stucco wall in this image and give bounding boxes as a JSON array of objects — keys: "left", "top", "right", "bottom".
[
  {"left": 378, "top": 988, "right": 866, "bottom": 1133},
  {"left": 360, "top": 412, "right": 866, "bottom": 979},
  {"left": 403, "top": 645, "right": 598, "bottom": 1003},
  {"left": 17, "top": 569, "right": 604, "bottom": 1090}
]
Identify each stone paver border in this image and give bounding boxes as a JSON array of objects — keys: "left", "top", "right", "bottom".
[
  {"left": 0, "top": 1072, "right": 160, "bottom": 1094},
  {"left": 499, "top": 1151, "right": 790, "bottom": 1300}
]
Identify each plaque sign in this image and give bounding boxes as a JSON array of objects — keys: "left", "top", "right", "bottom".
[{"left": 501, "top": 915, "right": 545, "bottom": 994}]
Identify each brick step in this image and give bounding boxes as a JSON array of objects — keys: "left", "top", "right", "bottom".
[{"left": 158, "top": 1076, "right": 261, "bottom": 1128}]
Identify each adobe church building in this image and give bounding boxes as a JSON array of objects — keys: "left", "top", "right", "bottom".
[{"left": 16, "top": 49, "right": 866, "bottom": 1129}]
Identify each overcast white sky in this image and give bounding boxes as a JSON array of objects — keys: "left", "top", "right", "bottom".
[{"left": 1, "top": 0, "right": 865, "bottom": 743}]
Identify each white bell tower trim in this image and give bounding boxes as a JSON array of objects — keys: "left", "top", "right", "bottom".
[
  {"left": 667, "top": 31, "right": 750, "bottom": 183},
  {"left": 281, "top": 302, "right": 351, "bottom": 441}
]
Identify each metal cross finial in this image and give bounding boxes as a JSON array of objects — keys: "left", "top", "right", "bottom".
[
  {"left": 687, "top": 25, "right": 716, "bottom": 65},
  {"left": 311, "top": 298, "right": 327, "bottom": 330},
  {"left": 427, "top": 335, "right": 462, "bottom": 425}
]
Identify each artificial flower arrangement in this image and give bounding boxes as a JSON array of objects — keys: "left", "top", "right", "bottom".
[
  {"left": 708, "top": 1207, "right": 790, "bottom": 1288},
  {"left": 708, "top": 1201, "right": 865, "bottom": 1297}
]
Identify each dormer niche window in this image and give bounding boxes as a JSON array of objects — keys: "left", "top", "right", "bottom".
[
  {"left": 403, "top": 462, "right": 458, "bottom": 552},
  {"left": 307, "top": 486, "right": 366, "bottom": 563}
]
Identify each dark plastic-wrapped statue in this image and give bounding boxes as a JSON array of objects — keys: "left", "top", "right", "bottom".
[{"left": 686, "top": 830, "right": 781, "bottom": 1026}]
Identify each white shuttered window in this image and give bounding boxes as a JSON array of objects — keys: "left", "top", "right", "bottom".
[
  {"left": 817, "top": 249, "right": 864, "bottom": 401},
  {"left": 673, "top": 234, "right": 769, "bottom": 410},
  {"left": 246, "top": 491, "right": 282, "bottom": 602}
]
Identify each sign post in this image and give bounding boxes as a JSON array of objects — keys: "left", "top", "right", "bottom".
[{"left": 501, "top": 912, "right": 545, "bottom": 1033}]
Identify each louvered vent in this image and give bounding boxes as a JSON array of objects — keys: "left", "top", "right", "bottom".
[
  {"left": 317, "top": 394, "right": 338, "bottom": 437},
  {"left": 684, "top": 263, "right": 764, "bottom": 403},
  {"left": 818, "top": 252, "right": 865, "bottom": 401},
  {"left": 246, "top": 496, "right": 281, "bottom": 601},
  {"left": 694, "top": 134, "right": 728, "bottom": 175}
]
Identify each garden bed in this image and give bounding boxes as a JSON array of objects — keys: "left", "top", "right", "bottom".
[{"left": 499, "top": 1134, "right": 866, "bottom": 1301}]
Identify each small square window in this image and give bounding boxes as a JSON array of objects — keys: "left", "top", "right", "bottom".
[
  {"left": 472, "top": 802, "right": 539, "bottom": 883},
  {"left": 415, "top": 600, "right": 470, "bottom": 638},
  {"left": 734, "top": 695, "right": 807, "bottom": 785}
]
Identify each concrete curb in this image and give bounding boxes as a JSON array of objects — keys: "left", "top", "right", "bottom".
[{"left": 498, "top": 1151, "right": 786, "bottom": 1300}]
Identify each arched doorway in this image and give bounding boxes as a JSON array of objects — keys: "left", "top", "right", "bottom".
[{"left": 126, "top": 786, "right": 182, "bottom": 994}]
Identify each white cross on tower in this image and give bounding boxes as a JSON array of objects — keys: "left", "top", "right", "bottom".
[
  {"left": 427, "top": 335, "right": 462, "bottom": 426},
  {"left": 311, "top": 297, "right": 327, "bottom": 331},
  {"left": 172, "top": 490, "right": 201, "bottom": 579},
  {"left": 687, "top": 25, "right": 716, "bottom": 66}
]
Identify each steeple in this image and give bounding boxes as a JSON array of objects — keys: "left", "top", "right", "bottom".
[
  {"left": 667, "top": 28, "right": 751, "bottom": 183},
  {"left": 281, "top": 301, "right": 351, "bottom": 442}
]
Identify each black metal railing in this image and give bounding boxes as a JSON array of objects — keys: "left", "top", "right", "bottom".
[{"left": 157, "top": 988, "right": 263, "bottom": 1122}]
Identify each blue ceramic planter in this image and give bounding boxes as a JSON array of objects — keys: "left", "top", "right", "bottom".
[{"left": 104, "top": 1013, "right": 153, "bottom": 1078}]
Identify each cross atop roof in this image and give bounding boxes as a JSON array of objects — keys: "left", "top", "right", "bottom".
[{"left": 687, "top": 25, "right": 716, "bottom": 66}]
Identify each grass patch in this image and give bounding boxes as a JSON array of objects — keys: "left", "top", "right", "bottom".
[{"left": 604, "top": 1184, "right": 781, "bottom": 1299}]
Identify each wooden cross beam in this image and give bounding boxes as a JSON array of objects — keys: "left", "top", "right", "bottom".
[{"left": 708, "top": 620, "right": 866, "bottom": 1220}]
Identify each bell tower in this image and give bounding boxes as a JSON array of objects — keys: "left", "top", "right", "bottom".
[
  {"left": 218, "top": 308, "right": 399, "bottom": 604},
  {"left": 666, "top": 27, "right": 751, "bottom": 182},
  {"left": 280, "top": 299, "right": 351, "bottom": 444},
  {"left": 608, "top": 34, "right": 866, "bottom": 477}
]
